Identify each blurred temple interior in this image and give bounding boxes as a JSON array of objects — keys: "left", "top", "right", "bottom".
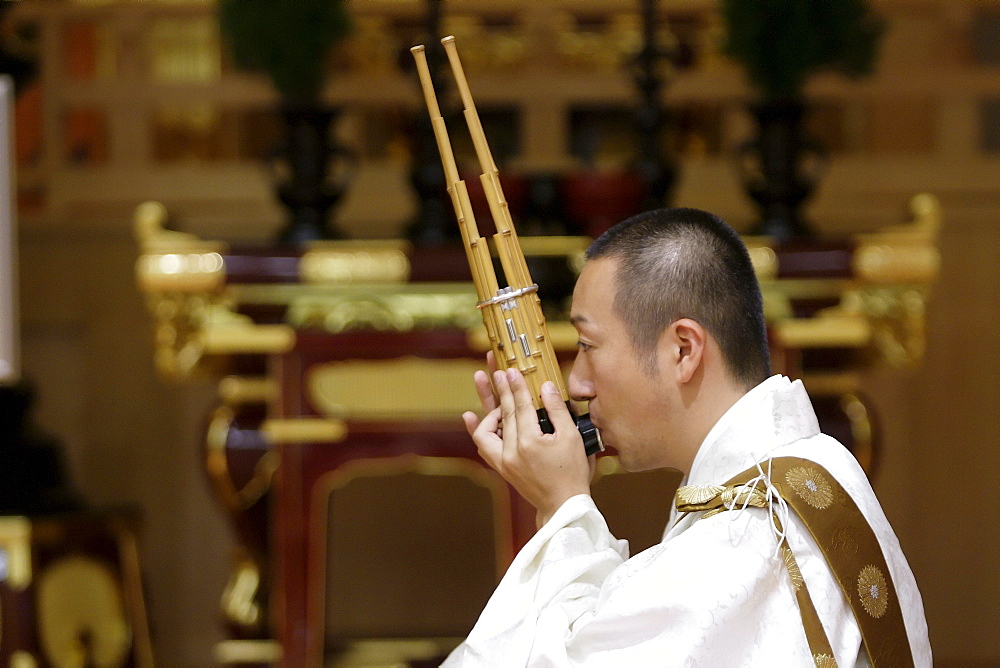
[{"left": 0, "top": 0, "right": 998, "bottom": 666}]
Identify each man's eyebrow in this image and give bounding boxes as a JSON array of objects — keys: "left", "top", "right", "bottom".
[{"left": 569, "top": 314, "right": 589, "bottom": 326}]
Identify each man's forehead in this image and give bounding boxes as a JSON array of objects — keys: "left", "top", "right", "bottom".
[{"left": 570, "top": 258, "right": 619, "bottom": 325}]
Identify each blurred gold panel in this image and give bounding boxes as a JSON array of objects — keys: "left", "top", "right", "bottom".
[{"left": 309, "top": 357, "right": 484, "bottom": 421}]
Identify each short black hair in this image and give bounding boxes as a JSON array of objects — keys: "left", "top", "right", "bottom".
[{"left": 586, "top": 207, "right": 770, "bottom": 388}]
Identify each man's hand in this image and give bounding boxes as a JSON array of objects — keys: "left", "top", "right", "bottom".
[{"left": 462, "top": 365, "right": 593, "bottom": 528}]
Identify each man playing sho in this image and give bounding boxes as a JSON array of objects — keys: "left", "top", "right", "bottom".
[{"left": 446, "top": 207, "right": 931, "bottom": 666}]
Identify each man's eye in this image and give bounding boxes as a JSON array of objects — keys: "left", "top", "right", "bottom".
[{"left": 576, "top": 341, "right": 592, "bottom": 352}]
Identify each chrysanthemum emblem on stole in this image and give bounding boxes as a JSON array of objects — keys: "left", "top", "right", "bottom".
[
  {"left": 857, "top": 564, "right": 889, "bottom": 618},
  {"left": 785, "top": 466, "right": 834, "bottom": 509}
]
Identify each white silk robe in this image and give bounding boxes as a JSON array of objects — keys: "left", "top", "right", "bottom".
[{"left": 443, "top": 376, "right": 932, "bottom": 667}]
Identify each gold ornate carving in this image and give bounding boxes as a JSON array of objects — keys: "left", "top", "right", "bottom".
[
  {"left": 813, "top": 653, "right": 837, "bottom": 668},
  {"left": 9, "top": 652, "right": 37, "bottom": 668},
  {"left": 300, "top": 241, "right": 411, "bottom": 284},
  {"left": 206, "top": 405, "right": 278, "bottom": 512},
  {"left": 214, "top": 640, "right": 283, "bottom": 665},
  {"left": 857, "top": 564, "right": 890, "bottom": 618},
  {"left": 145, "top": 295, "right": 295, "bottom": 378},
  {"left": 830, "top": 526, "right": 860, "bottom": 557},
  {"left": 773, "top": 312, "right": 871, "bottom": 349},
  {"left": 285, "top": 284, "right": 480, "bottom": 333},
  {"left": 674, "top": 483, "right": 767, "bottom": 518},
  {"left": 37, "top": 556, "right": 131, "bottom": 668},
  {"left": 136, "top": 251, "right": 225, "bottom": 293},
  {"left": 199, "top": 320, "right": 296, "bottom": 356},
  {"left": 785, "top": 467, "right": 834, "bottom": 509},
  {"left": 0, "top": 517, "right": 32, "bottom": 589},
  {"left": 218, "top": 376, "right": 278, "bottom": 406},
  {"left": 220, "top": 549, "right": 263, "bottom": 629},
  {"left": 308, "top": 357, "right": 484, "bottom": 421},
  {"left": 841, "top": 286, "right": 929, "bottom": 368},
  {"left": 782, "top": 544, "right": 804, "bottom": 591},
  {"left": 260, "top": 418, "right": 347, "bottom": 445},
  {"left": 746, "top": 243, "right": 778, "bottom": 281},
  {"left": 749, "top": 193, "right": 939, "bottom": 370},
  {"left": 134, "top": 202, "right": 226, "bottom": 292},
  {"left": 853, "top": 243, "right": 940, "bottom": 284},
  {"left": 133, "top": 201, "right": 298, "bottom": 378},
  {"left": 675, "top": 484, "right": 727, "bottom": 507}
]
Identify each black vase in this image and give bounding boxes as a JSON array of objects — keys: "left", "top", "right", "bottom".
[
  {"left": 0, "top": 381, "right": 84, "bottom": 515},
  {"left": 738, "top": 101, "right": 828, "bottom": 239},
  {"left": 273, "top": 105, "right": 356, "bottom": 244}
]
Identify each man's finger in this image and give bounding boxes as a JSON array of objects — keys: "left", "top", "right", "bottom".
[
  {"left": 473, "top": 369, "right": 497, "bottom": 413},
  {"left": 506, "top": 368, "right": 543, "bottom": 438},
  {"left": 470, "top": 407, "right": 503, "bottom": 471},
  {"left": 539, "top": 381, "right": 577, "bottom": 432},
  {"left": 494, "top": 369, "right": 520, "bottom": 454},
  {"left": 462, "top": 410, "right": 480, "bottom": 437}
]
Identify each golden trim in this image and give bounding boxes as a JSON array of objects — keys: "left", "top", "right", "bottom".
[
  {"left": 774, "top": 312, "right": 871, "bottom": 349},
  {"left": 511, "top": 236, "right": 590, "bottom": 258},
  {"left": 0, "top": 516, "right": 32, "bottom": 590},
  {"left": 134, "top": 201, "right": 226, "bottom": 253},
  {"left": 841, "top": 287, "right": 929, "bottom": 368},
  {"left": 308, "top": 454, "right": 513, "bottom": 667},
  {"left": 675, "top": 485, "right": 726, "bottom": 507},
  {"left": 300, "top": 241, "right": 411, "bottom": 284},
  {"left": 200, "top": 323, "right": 296, "bottom": 355},
  {"left": 261, "top": 418, "right": 348, "bottom": 444},
  {"left": 145, "top": 297, "right": 293, "bottom": 379},
  {"left": 285, "top": 285, "right": 480, "bottom": 333},
  {"left": 214, "top": 640, "right": 283, "bottom": 665},
  {"left": 218, "top": 376, "right": 278, "bottom": 406},
  {"left": 695, "top": 458, "right": 914, "bottom": 666},
  {"left": 814, "top": 654, "right": 837, "bottom": 668},
  {"left": 785, "top": 467, "right": 834, "bottom": 509},
  {"left": 9, "top": 652, "right": 37, "bottom": 668},
  {"left": 136, "top": 252, "right": 226, "bottom": 293},
  {"left": 745, "top": 243, "right": 778, "bottom": 281},
  {"left": 36, "top": 556, "right": 131, "bottom": 667},
  {"left": 220, "top": 550, "right": 263, "bottom": 629},
  {"left": 800, "top": 372, "right": 862, "bottom": 397},
  {"left": 853, "top": 244, "right": 940, "bottom": 284},
  {"left": 858, "top": 564, "right": 889, "bottom": 619},
  {"left": 781, "top": 544, "right": 804, "bottom": 591},
  {"left": 206, "top": 406, "right": 278, "bottom": 511},
  {"left": 308, "top": 357, "right": 483, "bottom": 420}
]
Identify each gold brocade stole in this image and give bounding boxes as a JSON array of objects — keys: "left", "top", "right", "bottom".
[{"left": 675, "top": 456, "right": 913, "bottom": 668}]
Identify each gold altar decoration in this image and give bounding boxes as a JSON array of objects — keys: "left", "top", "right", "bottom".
[
  {"left": 135, "top": 189, "right": 939, "bottom": 393},
  {"left": 762, "top": 193, "right": 940, "bottom": 379}
]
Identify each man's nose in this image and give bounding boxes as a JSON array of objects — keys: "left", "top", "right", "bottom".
[{"left": 568, "top": 356, "right": 595, "bottom": 402}]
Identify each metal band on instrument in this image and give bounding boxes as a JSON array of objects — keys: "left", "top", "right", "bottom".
[{"left": 476, "top": 284, "right": 539, "bottom": 310}]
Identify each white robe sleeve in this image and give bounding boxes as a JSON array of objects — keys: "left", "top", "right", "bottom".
[{"left": 444, "top": 494, "right": 829, "bottom": 667}]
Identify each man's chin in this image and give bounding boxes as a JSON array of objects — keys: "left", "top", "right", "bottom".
[{"left": 612, "top": 449, "right": 640, "bottom": 473}]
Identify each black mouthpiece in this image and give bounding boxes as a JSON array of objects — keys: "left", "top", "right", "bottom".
[{"left": 537, "top": 404, "right": 604, "bottom": 457}]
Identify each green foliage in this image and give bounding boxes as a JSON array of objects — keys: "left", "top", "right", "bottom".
[
  {"left": 218, "top": 0, "right": 352, "bottom": 103},
  {"left": 720, "top": 0, "right": 885, "bottom": 101}
]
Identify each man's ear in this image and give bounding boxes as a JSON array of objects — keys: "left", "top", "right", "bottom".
[{"left": 665, "top": 318, "right": 707, "bottom": 383}]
